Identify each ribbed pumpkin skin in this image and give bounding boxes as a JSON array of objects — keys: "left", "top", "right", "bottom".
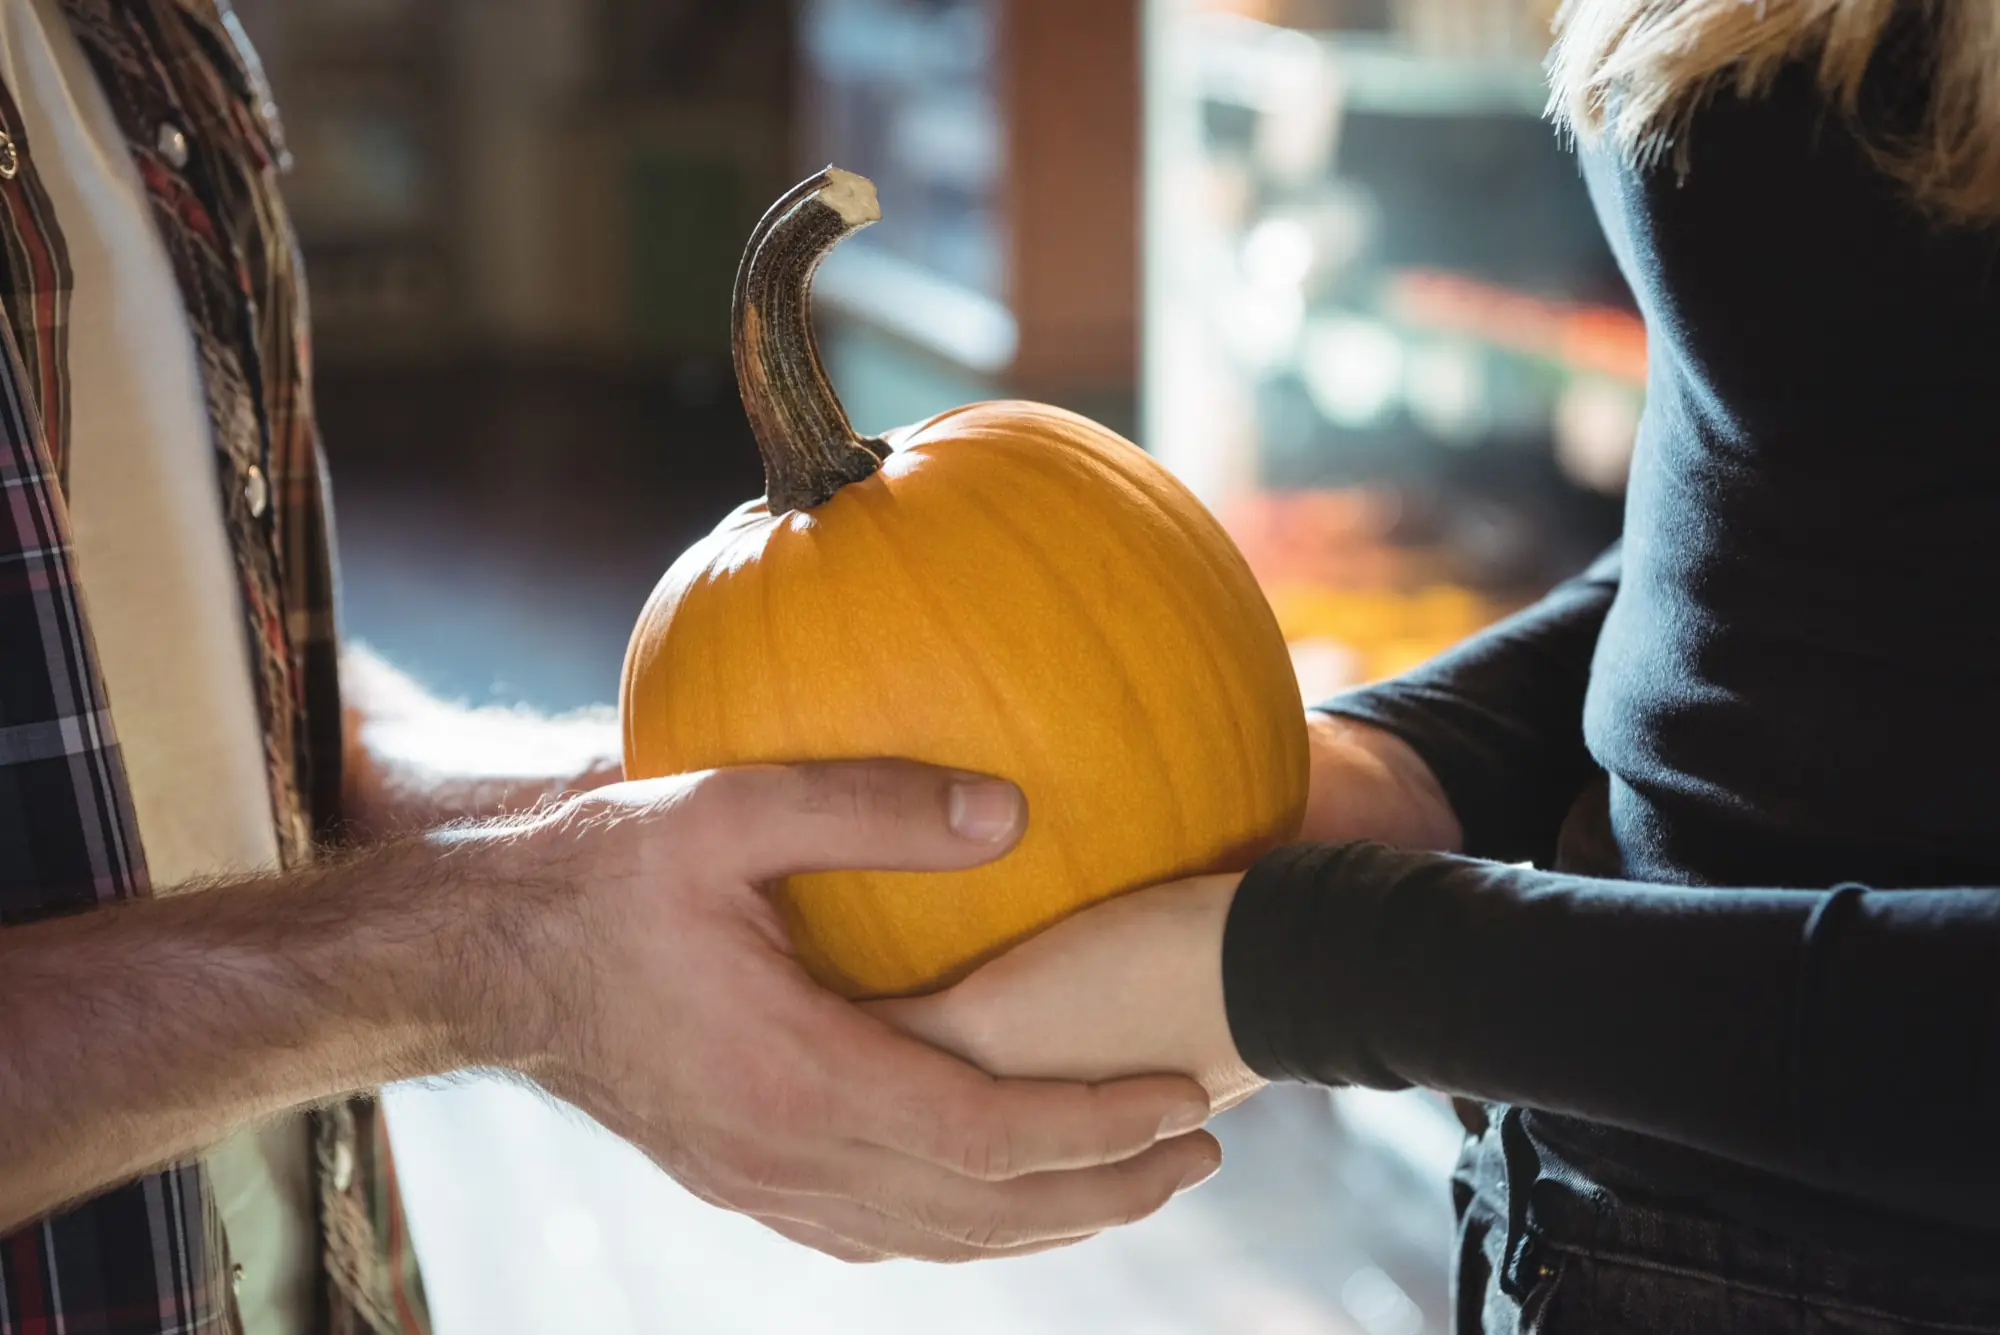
[{"left": 621, "top": 400, "right": 1307, "bottom": 998}]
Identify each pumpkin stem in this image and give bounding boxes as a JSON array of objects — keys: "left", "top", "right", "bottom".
[{"left": 732, "top": 166, "right": 888, "bottom": 514}]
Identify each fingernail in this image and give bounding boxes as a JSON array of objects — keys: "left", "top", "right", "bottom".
[
  {"left": 1156, "top": 1101, "right": 1210, "bottom": 1139},
  {"left": 947, "top": 780, "right": 1021, "bottom": 843},
  {"left": 1175, "top": 1156, "right": 1221, "bottom": 1195}
]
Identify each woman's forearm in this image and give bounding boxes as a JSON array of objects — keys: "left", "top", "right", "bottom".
[
  {"left": 1225, "top": 842, "right": 2000, "bottom": 1227},
  {"left": 1302, "top": 711, "right": 1463, "bottom": 851},
  {"left": 1315, "top": 544, "right": 1621, "bottom": 864}
]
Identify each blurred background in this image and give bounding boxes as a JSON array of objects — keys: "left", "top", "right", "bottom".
[{"left": 226, "top": 0, "right": 1639, "bottom": 1330}]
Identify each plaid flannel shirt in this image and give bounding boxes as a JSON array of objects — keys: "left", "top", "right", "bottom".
[{"left": 0, "top": 2, "right": 428, "bottom": 1331}]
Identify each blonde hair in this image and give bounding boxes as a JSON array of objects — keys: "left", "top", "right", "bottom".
[{"left": 1546, "top": 0, "right": 2000, "bottom": 222}]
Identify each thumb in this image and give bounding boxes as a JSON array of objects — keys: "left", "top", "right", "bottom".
[{"left": 687, "top": 760, "right": 1027, "bottom": 883}]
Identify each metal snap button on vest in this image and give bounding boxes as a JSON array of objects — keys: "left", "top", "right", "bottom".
[
  {"left": 244, "top": 463, "right": 269, "bottom": 518},
  {"left": 156, "top": 121, "right": 189, "bottom": 170},
  {"left": 0, "top": 131, "right": 20, "bottom": 181}
]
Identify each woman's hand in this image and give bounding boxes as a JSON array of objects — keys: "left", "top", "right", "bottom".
[
  {"left": 869, "top": 874, "right": 1264, "bottom": 1112},
  {"left": 870, "top": 713, "right": 1460, "bottom": 1111},
  {"left": 1304, "top": 711, "right": 1461, "bottom": 852}
]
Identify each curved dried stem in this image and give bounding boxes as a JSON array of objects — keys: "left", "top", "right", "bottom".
[{"left": 731, "top": 166, "right": 888, "bottom": 514}]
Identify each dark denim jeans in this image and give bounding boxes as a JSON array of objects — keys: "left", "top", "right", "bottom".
[{"left": 1454, "top": 1109, "right": 2000, "bottom": 1334}]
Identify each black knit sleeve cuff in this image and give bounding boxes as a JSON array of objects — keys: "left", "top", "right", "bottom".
[{"left": 1221, "top": 841, "right": 1413, "bottom": 1091}]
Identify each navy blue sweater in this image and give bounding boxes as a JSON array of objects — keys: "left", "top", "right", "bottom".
[{"left": 1222, "top": 49, "right": 2000, "bottom": 1252}]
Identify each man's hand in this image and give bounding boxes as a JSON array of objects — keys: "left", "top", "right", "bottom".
[
  {"left": 1, "top": 760, "right": 1217, "bottom": 1258},
  {"left": 1303, "top": 711, "right": 1461, "bottom": 851},
  {"left": 871, "top": 874, "right": 1261, "bottom": 1112},
  {"left": 450, "top": 762, "right": 1221, "bottom": 1263}
]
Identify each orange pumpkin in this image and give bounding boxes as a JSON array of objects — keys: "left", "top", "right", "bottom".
[{"left": 620, "top": 168, "right": 1307, "bottom": 998}]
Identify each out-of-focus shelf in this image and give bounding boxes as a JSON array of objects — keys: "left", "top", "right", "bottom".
[
  {"left": 1328, "top": 36, "right": 1549, "bottom": 117},
  {"left": 815, "top": 241, "right": 1018, "bottom": 376},
  {"left": 1383, "top": 270, "right": 1646, "bottom": 385},
  {"left": 801, "top": 1, "right": 992, "bottom": 83},
  {"left": 1212, "top": 268, "right": 1644, "bottom": 467},
  {"left": 1196, "top": 16, "right": 1549, "bottom": 119},
  {"left": 803, "top": 0, "right": 1138, "bottom": 399}
]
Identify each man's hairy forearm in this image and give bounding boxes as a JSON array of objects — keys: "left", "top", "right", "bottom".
[{"left": 0, "top": 830, "right": 559, "bottom": 1232}]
